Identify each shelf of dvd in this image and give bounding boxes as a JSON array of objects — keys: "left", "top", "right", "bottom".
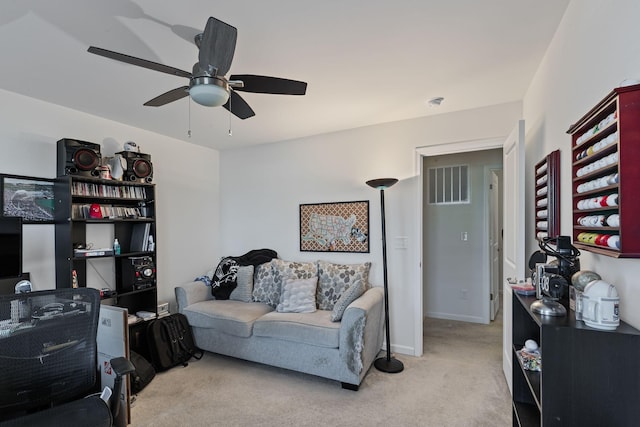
[{"left": 54, "top": 175, "right": 157, "bottom": 317}]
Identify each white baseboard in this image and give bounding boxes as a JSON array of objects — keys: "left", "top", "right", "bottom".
[
  {"left": 424, "top": 311, "right": 486, "bottom": 324},
  {"left": 380, "top": 342, "right": 415, "bottom": 357}
]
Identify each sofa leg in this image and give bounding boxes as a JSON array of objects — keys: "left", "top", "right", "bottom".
[{"left": 341, "top": 382, "right": 359, "bottom": 391}]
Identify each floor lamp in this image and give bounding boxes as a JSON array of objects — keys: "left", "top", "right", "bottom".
[{"left": 366, "top": 178, "right": 404, "bottom": 373}]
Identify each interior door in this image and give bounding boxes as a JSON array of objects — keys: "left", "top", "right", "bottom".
[
  {"left": 489, "top": 169, "right": 502, "bottom": 321},
  {"left": 502, "top": 120, "right": 525, "bottom": 393}
]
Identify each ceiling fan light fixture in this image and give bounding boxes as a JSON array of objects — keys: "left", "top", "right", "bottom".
[{"left": 189, "top": 76, "right": 229, "bottom": 107}]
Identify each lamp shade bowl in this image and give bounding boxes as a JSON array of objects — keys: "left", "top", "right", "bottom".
[{"left": 366, "top": 178, "right": 398, "bottom": 190}]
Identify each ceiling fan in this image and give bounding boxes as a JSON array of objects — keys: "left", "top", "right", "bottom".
[{"left": 87, "top": 16, "right": 307, "bottom": 119}]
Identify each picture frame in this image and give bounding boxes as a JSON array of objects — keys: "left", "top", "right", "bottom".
[
  {"left": 299, "top": 200, "right": 369, "bottom": 253},
  {"left": 1, "top": 174, "right": 56, "bottom": 223}
]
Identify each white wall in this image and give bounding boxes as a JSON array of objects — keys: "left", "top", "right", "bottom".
[
  {"left": 523, "top": 0, "right": 640, "bottom": 329},
  {"left": 220, "top": 102, "right": 521, "bottom": 356},
  {"left": 0, "top": 89, "right": 220, "bottom": 310}
]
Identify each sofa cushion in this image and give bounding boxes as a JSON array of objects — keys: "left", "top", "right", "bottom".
[
  {"left": 316, "top": 261, "right": 371, "bottom": 310},
  {"left": 276, "top": 276, "right": 317, "bottom": 313},
  {"left": 183, "top": 300, "right": 273, "bottom": 338},
  {"left": 253, "top": 310, "right": 340, "bottom": 348},
  {"left": 230, "top": 265, "right": 254, "bottom": 302}
]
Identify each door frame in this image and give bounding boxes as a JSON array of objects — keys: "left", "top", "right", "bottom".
[
  {"left": 501, "top": 120, "right": 526, "bottom": 392},
  {"left": 487, "top": 167, "right": 503, "bottom": 321},
  {"left": 415, "top": 136, "right": 505, "bottom": 356}
]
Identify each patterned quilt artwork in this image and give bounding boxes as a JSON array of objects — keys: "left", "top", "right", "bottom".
[{"left": 300, "top": 201, "right": 369, "bottom": 253}]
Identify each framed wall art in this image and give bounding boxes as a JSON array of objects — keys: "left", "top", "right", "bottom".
[
  {"left": 1, "top": 174, "right": 56, "bottom": 223},
  {"left": 299, "top": 200, "right": 369, "bottom": 252}
]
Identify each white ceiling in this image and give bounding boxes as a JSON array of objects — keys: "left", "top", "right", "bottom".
[{"left": 0, "top": 1, "right": 569, "bottom": 150}]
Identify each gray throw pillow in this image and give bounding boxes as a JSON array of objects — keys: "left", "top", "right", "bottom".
[
  {"left": 230, "top": 265, "right": 254, "bottom": 302},
  {"left": 276, "top": 276, "right": 318, "bottom": 313}
]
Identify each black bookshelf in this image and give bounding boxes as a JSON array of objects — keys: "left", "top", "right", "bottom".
[
  {"left": 512, "top": 292, "right": 640, "bottom": 426},
  {"left": 54, "top": 175, "right": 157, "bottom": 317}
]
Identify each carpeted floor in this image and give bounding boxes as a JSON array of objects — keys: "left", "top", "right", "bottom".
[{"left": 130, "top": 315, "right": 511, "bottom": 426}]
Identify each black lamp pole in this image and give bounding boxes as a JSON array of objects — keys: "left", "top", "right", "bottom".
[{"left": 366, "top": 178, "right": 404, "bottom": 373}]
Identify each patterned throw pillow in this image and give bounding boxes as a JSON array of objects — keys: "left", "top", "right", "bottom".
[
  {"left": 271, "top": 259, "right": 318, "bottom": 288},
  {"left": 211, "top": 257, "right": 239, "bottom": 300},
  {"left": 230, "top": 265, "right": 254, "bottom": 302},
  {"left": 252, "top": 261, "right": 279, "bottom": 307},
  {"left": 316, "top": 261, "right": 371, "bottom": 310},
  {"left": 276, "top": 276, "right": 318, "bottom": 313},
  {"left": 330, "top": 277, "right": 364, "bottom": 321}
]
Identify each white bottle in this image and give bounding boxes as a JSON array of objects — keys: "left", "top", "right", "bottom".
[{"left": 113, "top": 238, "right": 121, "bottom": 255}]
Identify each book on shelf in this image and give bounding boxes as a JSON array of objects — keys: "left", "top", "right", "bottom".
[
  {"left": 130, "top": 223, "right": 151, "bottom": 252},
  {"left": 71, "top": 182, "right": 148, "bottom": 199}
]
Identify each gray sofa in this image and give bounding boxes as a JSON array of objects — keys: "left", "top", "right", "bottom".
[{"left": 175, "top": 278, "right": 384, "bottom": 390}]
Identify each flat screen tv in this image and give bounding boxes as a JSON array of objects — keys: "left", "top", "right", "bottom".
[{"left": 0, "top": 216, "right": 22, "bottom": 279}]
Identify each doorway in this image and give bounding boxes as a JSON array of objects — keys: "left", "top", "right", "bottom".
[{"left": 422, "top": 149, "right": 502, "bottom": 324}]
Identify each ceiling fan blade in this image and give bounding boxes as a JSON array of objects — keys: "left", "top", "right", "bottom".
[
  {"left": 144, "top": 86, "right": 189, "bottom": 107},
  {"left": 229, "top": 75, "right": 307, "bottom": 95},
  {"left": 223, "top": 91, "right": 255, "bottom": 119},
  {"left": 88, "top": 46, "right": 192, "bottom": 79},
  {"left": 198, "top": 17, "right": 237, "bottom": 76}
]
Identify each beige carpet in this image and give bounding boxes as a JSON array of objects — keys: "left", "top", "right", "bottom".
[{"left": 130, "top": 316, "right": 511, "bottom": 426}]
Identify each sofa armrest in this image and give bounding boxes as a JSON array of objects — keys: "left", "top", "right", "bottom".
[
  {"left": 175, "top": 280, "right": 211, "bottom": 312},
  {"left": 339, "top": 286, "right": 384, "bottom": 376}
]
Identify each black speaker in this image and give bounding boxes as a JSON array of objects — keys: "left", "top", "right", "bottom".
[
  {"left": 57, "top": 139, "right": 101, "bottom": 177},
  {"left": 118, "top": 151, "right": 153, "bottom": 183},
  {"left": 121, "top": 256, "right": 156, "bottom": 292}
]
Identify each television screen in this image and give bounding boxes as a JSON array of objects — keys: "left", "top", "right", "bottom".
[{"left": 0, "top": 216, "right": 22, "bottom": 279}]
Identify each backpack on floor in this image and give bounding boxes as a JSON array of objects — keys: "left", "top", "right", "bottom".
[
  {"left": 146, "top": 313, "right": 203, "bottom": 372},
  {"left": 129, "top": 350, "right": 156, "bottom": 394}
]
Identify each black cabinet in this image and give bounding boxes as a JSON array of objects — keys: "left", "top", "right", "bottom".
[
  {"left": 512, "top": 292, "right": 640, "bottom": 426},
  {"left": 54, "top": 176, "right": 157, "bottom": 317}
]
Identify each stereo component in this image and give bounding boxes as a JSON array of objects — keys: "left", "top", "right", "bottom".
[
  {"left": 117, "top": 151, "right": 153, "bottom": 183},
  {"left": 57, "top": 138, "right": 101, "bottom": 177},
  {"left": 121, "top": 256, "right": 156, "bottom": 292}
]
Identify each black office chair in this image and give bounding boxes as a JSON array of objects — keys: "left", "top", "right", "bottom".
[{"left": 0, "top": 288, "right": 134, "bottom": 427}]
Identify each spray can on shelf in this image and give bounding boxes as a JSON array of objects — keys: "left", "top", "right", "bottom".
[{"left": 113, "top": 238, "right": 121, "bottom": 255}]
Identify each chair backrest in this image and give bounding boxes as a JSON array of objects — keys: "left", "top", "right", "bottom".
[{"left": 0, "top": 288, "right": 100, "bottom": 419}]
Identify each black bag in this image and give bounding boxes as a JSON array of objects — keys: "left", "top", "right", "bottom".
[
  {"left": 129, "top": 350, "right": 156, "bottom": 394},
  {"left": 147, "top": 313, "right": 203, "bottom": 372}
]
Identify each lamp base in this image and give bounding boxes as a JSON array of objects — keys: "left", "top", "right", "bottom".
[{"left": 374, "top": 356, "right": 404, "bottom": 373}]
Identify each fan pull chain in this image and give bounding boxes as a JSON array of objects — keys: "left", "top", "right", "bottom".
[
  {"left": 228, "top": 95, "right": 233, "bottom": 136},
  {"left": 187, "top": 98, "right": 192, "bottom": 138}
]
